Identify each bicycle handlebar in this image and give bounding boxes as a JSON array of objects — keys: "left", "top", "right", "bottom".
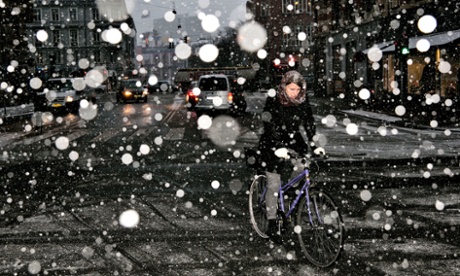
[{"left": 274, "top": 147, "right": 328, "bottom": 161}]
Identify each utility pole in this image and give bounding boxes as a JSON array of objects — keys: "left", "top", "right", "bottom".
[{"left": 394, "top": 14, "right": 410, "bottom": 105}]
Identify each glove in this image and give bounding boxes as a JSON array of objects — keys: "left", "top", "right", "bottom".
[
  {"left": 274, "top": 147, "right": 290, "bottom": 159},
  {"left": 310, "top": 145, "right": 326, "bottom": 156}
]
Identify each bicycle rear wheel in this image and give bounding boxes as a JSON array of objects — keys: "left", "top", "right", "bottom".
[
  {"left": 248, "top": 175, "right": 269, "bottom": 238},
  {"left": 296, "top": 190, "right": 344, "bottom": 267}
]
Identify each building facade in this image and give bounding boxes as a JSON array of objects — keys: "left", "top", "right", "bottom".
[
  {"left": 250, "top": 0, "right": 460, "bottom": 122},
  {"left": 318, "top": 0, "right": 460, "bottom": 124},
  {"left": 137, "top": 14, "right": 209, "bottom": 83},
  {"left": 0, "top": 0, "right": 34, "bottom": 106},
  {"left": 247, "top": 0, "right": 316, "bottom": 84},
  {"left": 27, "top": 0, "right": 136, "bottom": 79}
]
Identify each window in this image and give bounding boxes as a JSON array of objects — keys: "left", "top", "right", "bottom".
[
  {"left": 52, "top": 30, "right": 60, "bottom": 45},
  {"left": 92, "top": 8, "right": 100, "bottom": 20},
  {"left": 50, "top": 52, "right": 61, "bottom": 64},
  {"left": 56, "top": 53, "right": 61, "bottom": 64},
  {"left": 291, "top": 26, "right": 301, "bottom": 47},
  {"left": 92, "top": 30, "right": 100, "bottom": 44},
  {"left": 282, "top": 0, "right": 307, "bottom": 14},
  {"left": 109, "top": 51, "right": 117, "bottom": 63},
  {"left": 51, "top": 9, "right": 59, "bottom": 21},
  {"left": 306, "top": 0, "right": 312, "bottom": 13},
  {"left": 69, "top": 29, "right": 78, "bottom": 46},
  {"left": 260, "top": 3, "right": 269, "bottom": 17},
  {"left": 389, "top": 0, "right": 400, "bottom": 8},
  {"left": 283, "top": 25, "right": 308, "bottom": 47},
  {"left": 69, "top": 8, "right": 78, "bottom": 21},
  {"left": 199, "top": 77, "right": 228, "bottom": 91},
  {"left": 282, "top": 33, "right": 291, "bottom": 47},
  {"left": 94, "top": 51, "right": 101, "bottom": 63},
  {"left": 295, "top": 0, "right": 306, "bottom": 13},
  {"left": 33, "top": 9, "right": 41, "bottom": 21}
]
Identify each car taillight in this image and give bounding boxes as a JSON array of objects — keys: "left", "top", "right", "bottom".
[{"left": 228, "top": 92, "right": 234, "bottom": 103}]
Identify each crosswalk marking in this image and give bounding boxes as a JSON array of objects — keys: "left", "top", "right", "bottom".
[
  {"left": 164, "top": 101, "right": 183, "bottom": 123},
  {"left": 0, "top": 133, "right": 28, "bottom": 147},
  {"left": 90, "top": 129, "right": 119, "bottom": 143},
  {"left": 163, "top": 127, "right": 184, "bottom": 140},
  {"left": 66, "top": 130, "right": 88, "bottom": 141},
  {"left": 0, "top": 113, "right": 426, "bottom": 151},
  {"left": 17, "top": 131, "right": 56, "bottom": 146},
  {"left": 129, "top": 128, "right": 153, "bottom": 139}
]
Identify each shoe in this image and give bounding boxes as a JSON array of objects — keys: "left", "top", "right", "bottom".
[{"left": 266, "top": 219, "right": 283, "bottom": 245}]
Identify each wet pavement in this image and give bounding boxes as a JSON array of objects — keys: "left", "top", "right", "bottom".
[
  {"left": 1, "top": 174, "right": 460, "bottom": 275},
  {"left": 1, "top": 94, "right": 460, "bottom": 275}
]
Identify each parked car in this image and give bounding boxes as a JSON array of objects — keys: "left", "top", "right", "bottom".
[
  {"left": 34, "top": 77, "right": 97, "bottom": 114},
  {"left": 194, "top": 74, "right": 247, "bottom": 115},
  {"left": 185, "top": 81, "right": 199, "bottom": 110},
  {"left": 116, "top": 79, "right": 148, "bottom": 103},
  {"left": 146, "top": 80, "right": 175, "bottom": 93}
]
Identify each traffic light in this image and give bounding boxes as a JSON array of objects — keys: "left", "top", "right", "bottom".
[
  {"left": 401, "top": 46, "right": 410, "bottom": 55},
  {"left": 397, "top": 32, "right": 410, "bottom": 55},
  {"left": 183, "top": 36, "right": 189, "bottom": 43}
]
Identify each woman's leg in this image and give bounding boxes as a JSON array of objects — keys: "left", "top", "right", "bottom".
[{"left": 265, "top": 171, "right": 281, "bottom": 220}]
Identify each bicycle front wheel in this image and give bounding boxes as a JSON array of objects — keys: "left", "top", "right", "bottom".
[
  {"left": 296, "top": 190, "right": 344, "bottom": 267},
  {"left": 248, "top": 175, "right": 269, "bottom": 238}
]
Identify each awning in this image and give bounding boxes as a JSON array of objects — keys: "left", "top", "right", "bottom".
[
  {"left": 362, "top": 41, "right": 394, "bottom": 54},
  {"left": 381, "top": 29, "right": 460, "bottom": 52}
]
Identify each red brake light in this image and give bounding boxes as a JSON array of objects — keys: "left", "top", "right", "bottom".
[{"left": 228, "top": 92, "right": 233, "bottom": 102}]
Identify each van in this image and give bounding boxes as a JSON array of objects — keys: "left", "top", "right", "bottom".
[{"left": 194, "top": 74, "right": 246, "bottom": 115}]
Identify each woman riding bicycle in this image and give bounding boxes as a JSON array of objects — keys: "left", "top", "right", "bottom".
[{"left": 257, "top": 70, "right": 319, "bottom": 243}]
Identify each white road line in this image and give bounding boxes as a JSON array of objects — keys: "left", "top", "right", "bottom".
[
  {"left": 129, "top": 128, "right": 154, "bottom": 139},
  {"left": 90, "top": 129, "right": 119, "bottom": 143},
  {"left": 163, "top": 101, "right": 183, "bottom": 123},
  {"left": 0, "top": 133, "right": 29, "bottom": 147},
  {"left": 164, "top": 127, "right": 184, "bottom": 140},
  {"left": 66, "top": 130, "right": 88, "bottom": 141}
]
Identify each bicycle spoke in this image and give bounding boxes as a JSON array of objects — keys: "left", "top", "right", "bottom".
[
  {"left": 296, "top": 190, "right": 344, "bottom": 267},
  {"left": 249, "top": 175, "right": 269, "bottom": 238}
]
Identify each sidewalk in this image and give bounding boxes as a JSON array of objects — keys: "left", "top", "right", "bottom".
[
  {"left": 312, "top": 95, "right": 460, "bottom": 132},
  {"left": 307, "top": 96, "right": 460, "bottom": 168},
  {"left": 0, "top": 103, "right": 34, "bottom": 120}
]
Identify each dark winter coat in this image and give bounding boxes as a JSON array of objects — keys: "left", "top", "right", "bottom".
[{"left": 257, "top": 93, "right": 316, "bottom": 173}]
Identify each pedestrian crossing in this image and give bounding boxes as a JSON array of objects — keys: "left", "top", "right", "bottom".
[
  {"left": 1, "top": 112, "right": 457, "bottom": 159},
  {"left": 0, "top": 114, "right": 403, "bottom": 151}
]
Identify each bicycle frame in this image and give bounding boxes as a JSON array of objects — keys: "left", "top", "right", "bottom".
[
  {"left": 278, "top": 168, "right": 317, "bottom": 225},
  {"left": 249, "top": 158, "right": 344, "bottom": 267}
]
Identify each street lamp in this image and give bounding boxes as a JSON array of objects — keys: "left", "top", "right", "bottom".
[{"left": 172, "top": 1, "right": 176, "bottom": 14}]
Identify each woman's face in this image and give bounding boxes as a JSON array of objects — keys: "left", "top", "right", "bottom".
[{"left": 285, "top": 82, "right": 301, "bottom": 99}]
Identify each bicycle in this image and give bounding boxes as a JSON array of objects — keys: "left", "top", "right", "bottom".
[{"left": 248, "top": 150, "right": 345, "bottom": 267}]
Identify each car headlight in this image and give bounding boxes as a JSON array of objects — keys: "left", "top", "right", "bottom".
[
  {"left": 65, "top": 96, "right": 74, "bottom": 102},
  {"left": 143, "top": 89, "right": 148, "bottom": 96},
  {"left": 123, "top": 90, "right": 132, "bottom": 97}
]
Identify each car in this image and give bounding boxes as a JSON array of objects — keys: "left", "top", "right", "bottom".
[
  {"left": 185, "top": 81, "right": 199, "bottom": 110},
  {"left": 146, "top": 80, "right": 175, "bottom": 93},
  {"left": 194, "top": 74, "right": 247, "bottom": 115},
  {"left": 34, "top": 77, "right": 97, "bottom": 114},
  {"left": 116, "top": 79, "right": 148, "bottom": 103}
]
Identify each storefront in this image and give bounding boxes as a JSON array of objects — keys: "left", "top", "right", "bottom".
[{"left": 371, "top": 29, "right": 460, "bottom": 99}]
